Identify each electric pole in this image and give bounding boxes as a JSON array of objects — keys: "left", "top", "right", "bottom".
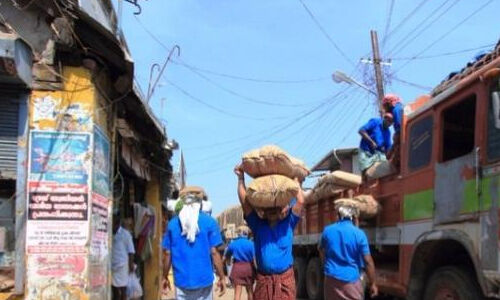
[{"left": 370, "top": 30, "right": 385, "bottom": 116}]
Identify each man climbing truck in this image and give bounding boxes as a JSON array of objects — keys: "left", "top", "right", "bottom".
[{"left": 293, "top": 42, "right": 500, "bottom": 300}]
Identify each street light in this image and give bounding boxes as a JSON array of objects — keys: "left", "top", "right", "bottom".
[{"left": 332, "top": 71, "right": 377, "bottom": 96}]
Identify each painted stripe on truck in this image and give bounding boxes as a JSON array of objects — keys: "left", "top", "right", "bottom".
[{"left": 403, "top": 190, "right": 434, "bottom": 221}]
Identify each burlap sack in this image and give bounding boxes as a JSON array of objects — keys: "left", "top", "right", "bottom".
[
  {"left": 366, "top": 161, "right": 395, "bottom": 180},
  {"left": 179, "top": 186, "right": 207, "bottom": 200},
  {"left": 334, "top": 195, "right": 380, "bottom": 219},
  {"left": 321, "top": 171, "right": 361, "bottom": 188},
  {"left": 246, "top": 175, "right": 299, "bottom": 208},
  {"left": 307, "top": 183, "right": 343, "bottom": 204},
  {"left": 242, "top": 145, "right": 310, "bottom": 181}
]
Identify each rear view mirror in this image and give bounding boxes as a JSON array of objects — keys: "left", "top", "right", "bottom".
[{"left": 493, "top": 92, "right": 500, "bottom": 129}]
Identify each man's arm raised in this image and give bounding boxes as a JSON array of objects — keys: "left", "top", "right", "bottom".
[
  {"left": 292, "top": 178, "right": 305, "bottom": 216},
  {"left": 234, "top": 164, "right": 252, "bottom": 217}
]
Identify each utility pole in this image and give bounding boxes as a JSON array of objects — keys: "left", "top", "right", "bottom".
[{"left": 370, "top": 30, "right": 385, "bottom": 116}]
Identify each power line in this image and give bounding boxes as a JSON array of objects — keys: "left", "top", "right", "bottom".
[
  {"left": 392, "top": 0, "right": 495, "bottom": 75},
  {"left": 391, "top": 76, "right": 432, "bottom": 91},
  {"left": 179, "top": 61, "right": 316, "bottom": 108},
  {"left": 382, "top": 0, "right": 396, "bottom": 49},
  {"left": 391, "top": 43, "right": 496, "bottom": 60},
  {"left": 387, "top": 0, "right": 459, "bottom": 58},
  {"left": 297, "top": 0, "right": 357, "bottom": 68},
  {"left": 383, "top": 0, "right": 431, "bottom": 44},
  {"left": 134, "top": 15, "right": 330, "bottom": 85},
  {"left": 164, "top": 79, "right": 290, "bottom": 121}
]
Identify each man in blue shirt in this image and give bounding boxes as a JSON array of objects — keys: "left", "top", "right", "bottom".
[
  {"left": 224, "top": 226, "right": 255, "bottom": 300},
  {"left": 383, "top": 94, "right": 404, "bottom": 171},
  {"left": 358, "top": 113, "right": 393, "bottom": 176},
  {"left": 162, "top": 196, "right": 226, "bottom": 299},
  {"left": 319, "top": 205, "right": 378, "bottom": 300},
  {"left": 234, "top": 165, "right": 304, "bottom": 300}
]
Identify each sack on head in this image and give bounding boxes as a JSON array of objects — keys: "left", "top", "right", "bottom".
[
  {"left": 246, "top": 175, "right": 299, "bottom": 208},
  {"left": 242, "top": 145, "right": 310, "bottom": 181}
]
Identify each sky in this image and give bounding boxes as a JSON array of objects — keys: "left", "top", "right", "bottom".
[{"left": 114, "top": 0, "right": 500, "bottom": 215}]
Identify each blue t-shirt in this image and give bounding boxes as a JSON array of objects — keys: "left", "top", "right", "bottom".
[
  {"left": 226, "top": 236, "right": 255, "bottom": 263},
  {"left": 391, "top": 102, "right": 404, "bottom": 133},
  {"left": 359, "top": 118, "right": 392, "bottom": 153},
  {"left": 162, "top": 212, "right": 223, "bottom": 289},
  {"left": 245, "top": 204, "right": 300, "bottom": 274},
  {"left": 320, "top": 219, "right": 370, "bottom": 283}
]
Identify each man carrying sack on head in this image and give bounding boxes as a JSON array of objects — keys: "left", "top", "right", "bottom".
[
  {"left": 234, "top": 164, "right": 304, "bottom": 300},
  {"left": 162, "top": 194, "right": 226, "bottom": 300}
]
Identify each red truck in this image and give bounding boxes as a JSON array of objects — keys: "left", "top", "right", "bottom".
[{"left": 293, "top": 42, "right": 500, "bottom": 300}]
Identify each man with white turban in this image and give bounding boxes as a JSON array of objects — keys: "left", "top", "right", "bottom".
[
  {"left": 318, "top": 204, "right": 378, "bottom": 300},
  {"left": 162, "top": 194, "right": 226, "bottom": 299}
]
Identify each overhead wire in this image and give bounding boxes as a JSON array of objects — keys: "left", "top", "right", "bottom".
[
  {"left": 391, "top": 43, "right": 496, "bottom": 60},
  {"left": 386, "top": 0, "right": 459, "bottom": 58},
  {"left": 392, "top": 0, "right": 495, "bottom": 75},
  {"left": 391, "top": 76, "right": 433, "bottom": 91},
  {"left": 383, "top": 0, "right": 431, "bottom": 43},
  {"left": 381, "top": 0, "right": 396, "bottom": 49},
  {"left": 163, "top": 79, "right": 290, "bottom": 121},
  {"left": 297, "top": 0, "right": 357, "bottom": 68},
  {"left": 133, "top": 15, "right": 330, "bottom": 84}
]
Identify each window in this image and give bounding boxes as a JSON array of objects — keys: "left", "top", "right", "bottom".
[
  {"left": 408, "top": 115, "right": 433, "bottom": 171},
  {"left": 441, "top": 95, "right": 476, "bottom": 162},
  {"left": 487, "top": 86, "right": 500, "bottom": 160}
]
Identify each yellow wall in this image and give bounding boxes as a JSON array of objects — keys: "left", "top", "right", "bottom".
[{"left": 144, "top": 174, "right": 162, "bottom": 300}]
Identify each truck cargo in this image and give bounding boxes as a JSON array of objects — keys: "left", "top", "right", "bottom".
[{"left": 293, "top": 42, "right": 500, "bottom": 299}]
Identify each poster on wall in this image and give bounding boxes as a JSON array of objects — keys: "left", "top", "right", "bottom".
[
  {"left": 92, "top": 126, "right": 111, "bottom": 198},
  {"left": 29, "top": 131, "right": 91, "bottom": 184},
  {"left": 26, "top": 131, "right": 91, "bottom": 251}
]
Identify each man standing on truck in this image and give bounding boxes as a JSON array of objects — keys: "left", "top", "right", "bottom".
[
  {"left": 162, "top": 194, "right": 227, "bottom": 299},
  {"left": 224, "top": 226, "right": 255, "bottom": 300},
  {"left": 358, "top": 113, "right": 393, "bottom": 178},
  {"left": 319, "top": 205, "right": 378, "bottom": 300},
  {"left": 234, "top": 165, "right": 304, "bottom": 300},
  {"left": 382, "top": 94, "right": 404, "bottom": 170}
]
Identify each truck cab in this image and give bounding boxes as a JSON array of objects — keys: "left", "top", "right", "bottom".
[{"left": 294, "top": 43, "right": 500, "bottom": 300}]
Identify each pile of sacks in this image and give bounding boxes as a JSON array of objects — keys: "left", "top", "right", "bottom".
[
  {"left": 307, "top": 171, "right": 362, "bottom": 204},
  {"left": 334, "top": 195, "right": 380, "bottom": 219},
  {"left": 241, "top": 145, "right": 310, "bottom": 210}
]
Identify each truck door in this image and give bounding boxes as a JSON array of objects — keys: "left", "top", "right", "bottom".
[{"left": 434, "top": 94, "right": 478, "bottom": 224}]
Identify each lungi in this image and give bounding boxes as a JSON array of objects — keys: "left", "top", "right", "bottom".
[
  {"left": 324, "top": 276, "right": 363, "bottom": 300},
  {"left": 254, "top": 267, "right": 295, "bottom": 300},
  {"left": 358, "top": 149, "right": 386, "bottom": 172},
  {"left": 176, "top": 285, "right": 213, "bottom": 300},
  {"left": 112, "top": 264, "right": 129, "bottom": 288},
  {"left": 230, "top": 261, "right": 255, "bottom": 286}
]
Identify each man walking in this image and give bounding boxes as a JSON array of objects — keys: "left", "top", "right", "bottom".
[
  {"left": 162, "top": 194, "right": 226, "bottom": 299},
  {"left": 224, "top": 226, "right": 255, "bottom": 300},
  {"left": 111, "top": 214, "right": 135, "bottom": 300},
  {"left": 319, "top": 205, "right": 378, "bottom": 300},
  {"left": 234, "top": 165, "right": 304, "bottom": 300}
]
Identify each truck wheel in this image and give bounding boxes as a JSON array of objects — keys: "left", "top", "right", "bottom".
[
  {"left": 294, "top": 257, "right": 307, "bottom": 298},
  {"left": 423, "top": 266, "right": 482, "bottom": 300},
  {"left": 306, "top": 257, "right": 324, "bottom": 300}
]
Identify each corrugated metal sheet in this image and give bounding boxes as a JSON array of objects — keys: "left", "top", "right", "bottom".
[{"left": 0, "top": 99, "right": 18, "bottom": 179}]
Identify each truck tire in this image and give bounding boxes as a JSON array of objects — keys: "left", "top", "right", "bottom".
[
  {"left": 423, "top": 266, "right": 482, "bottom": 300},
  {"left": 306, "top": 257, "right": 324, "bottom": 300},
  {"left": 294, "top": 257, "right": 307, "bottom": 298}
]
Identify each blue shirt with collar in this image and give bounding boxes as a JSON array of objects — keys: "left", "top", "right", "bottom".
[
  {"left": 391, "top": 102, "right": 404, "bottom": 133},
  {"left": 244, "top": 199, "right": 300, "bottom": 274},
  {"left": 320, "top": 219, "right": 370, "bottom": 283},
  {"left": 162, "top": 212, "right": 223, "bottom": 289},
  {"left": 359, "top": 118, "right": 392, "bottom": 153},
  {"left": 226, "top": 236, "right": 255, "bottom": 263}
]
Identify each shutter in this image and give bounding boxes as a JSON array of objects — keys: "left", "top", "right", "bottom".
[{"left": 0, "top": 98, "right": 19, "bottom": 179}]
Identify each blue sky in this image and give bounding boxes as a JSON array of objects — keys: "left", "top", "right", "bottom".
[{"left": 115, "top": 0, "right": 499, "bottom": 214}]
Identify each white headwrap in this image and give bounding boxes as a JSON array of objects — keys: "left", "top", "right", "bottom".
[
  {"left": 179, "top": 195, "right": 201, "bottom": 243},
  {"left": 337, "top": 205, "right": 359, "bottom": 220},
  {"left": 201, "top": 200, "right": 213, "bottom": 215}
]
